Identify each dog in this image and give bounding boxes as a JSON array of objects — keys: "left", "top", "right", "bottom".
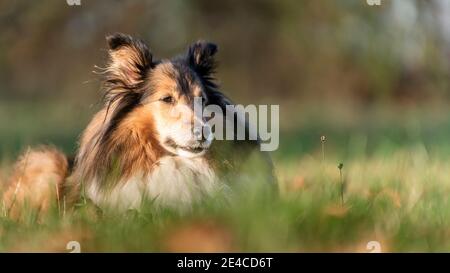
[{"left": 2, "top": 33, "right": 275, "bottom": 216}]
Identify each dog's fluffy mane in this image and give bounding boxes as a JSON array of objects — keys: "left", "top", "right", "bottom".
[
  {"left": 66, "top": 33, "right": 233, "bottom": 200},
  {"left": 3, "top": 33, "right": 274, "bottom": 215}
]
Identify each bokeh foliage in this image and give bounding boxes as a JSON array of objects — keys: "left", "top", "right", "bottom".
[{"left": 1, "top": 0, "right": 450, "bottom": 252}]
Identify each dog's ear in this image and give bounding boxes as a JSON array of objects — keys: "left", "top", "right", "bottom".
[
  {"left": 99, "top": 34, "right": 153, "bottom": 141},
  {"left": 187, "top": 41, "right": 218, "bottom": 81},
  {"left": 105, "top": 33, "right": 153, "bottom": 87}
]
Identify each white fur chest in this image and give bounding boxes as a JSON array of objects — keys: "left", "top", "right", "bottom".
[{"left": 86, "top": 156, "right": 224, "bottom": 211}]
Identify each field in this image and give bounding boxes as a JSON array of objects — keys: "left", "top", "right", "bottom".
[{"left": 1, "top": 100, "right": 450, "bottom": 252}]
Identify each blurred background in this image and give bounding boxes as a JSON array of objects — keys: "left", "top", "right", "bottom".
[
  {"left": 0, "top": 0, "right": 449, "bottom": 161},
  {"left": 2, "top": 0, "right": 450, "bottom": 252}
]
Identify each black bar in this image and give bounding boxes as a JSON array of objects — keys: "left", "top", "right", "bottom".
[{"left": 0, "top": 253, "right": 446, "bottom": 272}]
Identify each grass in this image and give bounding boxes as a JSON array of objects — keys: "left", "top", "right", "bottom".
[{"left": 1, "top": 100, "right": 450, "bottom": 252}]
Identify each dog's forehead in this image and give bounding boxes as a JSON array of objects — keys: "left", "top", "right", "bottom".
[{"left": 149, "top": 61, "right": 203, "bottom": 96}]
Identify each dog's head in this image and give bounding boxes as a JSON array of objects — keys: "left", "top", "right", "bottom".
[{"left": 101, "top": 33, "right": 220, "bottom": 158}]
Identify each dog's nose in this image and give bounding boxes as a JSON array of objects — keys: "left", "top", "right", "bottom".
[
  {"left": 193, "top": 127, "right": 202, "bottom": 140},
  {"left": 193, "top": 125, "right": 211, "bottom": 141}
]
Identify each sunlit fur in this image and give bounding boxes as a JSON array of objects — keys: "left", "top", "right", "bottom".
[
  {"left": 3, "top": 33, "right": 274, "bottom": 214},
  {"left": 3, "top": 147, "right": 68, "bottom": 219}
]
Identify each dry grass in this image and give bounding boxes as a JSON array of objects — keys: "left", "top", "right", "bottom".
[{"left": 1, "top": 102, "right": 450, "bottom": 252}]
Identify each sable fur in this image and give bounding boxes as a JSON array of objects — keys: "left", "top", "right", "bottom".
[
  {"left": 3, "top": 146, "right": 68, "bottom": 218},
  {"left": 3, "top": 33, "right": 274, "bottom": 214}
]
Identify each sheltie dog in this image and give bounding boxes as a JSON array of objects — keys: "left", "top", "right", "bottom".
[{"left": 2, "top": 33, "right": 274, "bottom": 216}]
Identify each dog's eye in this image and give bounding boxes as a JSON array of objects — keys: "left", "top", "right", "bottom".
[{"left": 161, "top": 96, "right": 174, "bottom": 104}]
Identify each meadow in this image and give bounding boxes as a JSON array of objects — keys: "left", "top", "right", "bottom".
[{"left": 1, "top": 100, "right": 450, "bottom": 252}]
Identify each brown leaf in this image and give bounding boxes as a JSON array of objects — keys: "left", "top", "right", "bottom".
[{"left": 163, "top": 220, "right": 235, "bottom": 252}]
